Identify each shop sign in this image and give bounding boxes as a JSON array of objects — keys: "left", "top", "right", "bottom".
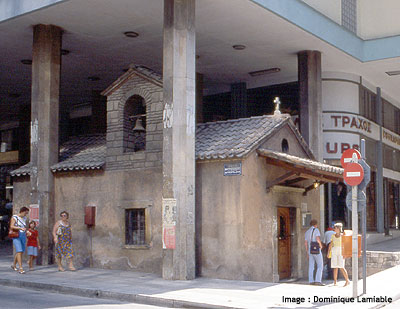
[
  {"left": 323, "top": 132, "right": 360, "bottom": 160},
  {"left": 323, "top": 112, "right": 379, "bottom": 140},
  {"left": 383, "top": 129, "right": 400, "bottom": 150},
  {"left": 224, "top": 162, "right": 242, "bottom": 176}
]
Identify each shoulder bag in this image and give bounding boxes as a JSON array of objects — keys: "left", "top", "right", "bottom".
[
  {"left": 8, "top": 215, "right": 19, "bottom": 239},
  {"left": 310, "top": 228, "right": 321, "bottom": 255}
]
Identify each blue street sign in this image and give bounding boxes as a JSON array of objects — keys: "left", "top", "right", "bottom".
[{"left": 346, "top": 188, "right": 366, "bottom": 212}]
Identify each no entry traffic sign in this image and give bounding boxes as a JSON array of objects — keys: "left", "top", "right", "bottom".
[
  {"left": 343, "top": 162, "right": 364, "bottom": 186},
  {"left": 340, "top": 148, "right": 361, "bottom": 168}
]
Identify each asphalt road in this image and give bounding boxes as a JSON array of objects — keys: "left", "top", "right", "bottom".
[{"left": 0, "top": 286, "right": 170, "bottom": 309}]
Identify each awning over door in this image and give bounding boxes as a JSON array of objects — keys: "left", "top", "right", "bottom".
[{"left": 257, "top": 148, "right": 344, "bottom": 195}]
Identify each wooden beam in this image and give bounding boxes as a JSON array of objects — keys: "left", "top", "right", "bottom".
[
  {"left": 264, "top": 157, "right": 341, "bottom": 183},
  {"left": 266, "top": 171, "right": 296, "bottom": 190},
  {"left": 297, "top": 172, "right": 338, "bottom": 183},
  {"left": 284, "top": 177, "right": 305, "bottom": 186}
]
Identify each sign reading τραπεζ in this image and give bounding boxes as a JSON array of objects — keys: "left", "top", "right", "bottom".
[{"left": 223, "top": 163, "right": 242, "bottom": 176}]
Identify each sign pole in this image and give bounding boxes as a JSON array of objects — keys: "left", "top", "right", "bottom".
[
  {"left": 351, "top": 186, "right": 358, "bottom": 297},
  {"left": 352, "top": 184, "right": 358, "bottom": 298},
  {"left": 341, "top": 148, "right": 364, "bottom": 298},
  {"left": 361, "top": 139, "right": 367, "bottom": 295}
]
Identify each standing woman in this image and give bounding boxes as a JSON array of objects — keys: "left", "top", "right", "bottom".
[
  {"left": 328, "top": 223, "right": 350, "bottom": 286},
  {"left": 10, "top": 207, "right": 31, "bottom": 274},
  {"left": 52, "top": 211, "right": 76, "bottom": 271}
]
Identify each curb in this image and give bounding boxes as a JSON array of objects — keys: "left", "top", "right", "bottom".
[
  {"left": 0, "top": 278, "right": 239, "bottom": 309},
  {"left": 371, "top": 292, "right": 400, "bottom": 309}
]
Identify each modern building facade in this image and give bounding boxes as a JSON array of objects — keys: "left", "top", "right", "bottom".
[{"left": 0, "top": 0, "right": 399, "bottom": 281}]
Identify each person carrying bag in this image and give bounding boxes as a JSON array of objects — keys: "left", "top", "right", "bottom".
[
  {"left": 305, "top": 219, "right": 324, "bottom": 285},
  {"left": 10, "top": 207, "right": 31, "bottom": 274},
  {"left": 310, "top": 228, "right": 320, "bottom": 254}
]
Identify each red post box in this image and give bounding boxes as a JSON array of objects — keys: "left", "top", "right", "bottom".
[{"left": 84, "top": 206, "right": 96, "bottom": 226}]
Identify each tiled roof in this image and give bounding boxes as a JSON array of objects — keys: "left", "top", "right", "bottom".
[
  {"left": 196, "top": 114, "right": 292, "bottom": 160},
  {"left": 10, "top": 134, "right": 106, "bottom": 176},
  {"left": 51, "top": 134, "right": 106, "bottom": 172},
  {"left": 9, "top": 163, "right": 32, "bottom": 177},
  {"left": 11, "top": 114, "right": 307, "bottom": 176},
  {"left": 256, "top": 148, "right": 344, "bottom": 176},
  {"left": 101, "top": 64, "right": 162, "bottom": 96}
]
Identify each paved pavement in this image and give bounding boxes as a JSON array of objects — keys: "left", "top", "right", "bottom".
[
  {"left": 0, "top": 239, "right": 399, "bottom": 309},
  {"left": 367, "top": 236, "right": 400, "bottom": 253}
]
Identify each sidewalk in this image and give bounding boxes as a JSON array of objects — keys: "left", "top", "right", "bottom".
[{"left": 0, "top": 252, "right": 398, "bottom": 309}]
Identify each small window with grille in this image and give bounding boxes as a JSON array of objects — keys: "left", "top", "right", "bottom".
[{"left": 125, "top": 209, "right": 146, "bottom": 245}]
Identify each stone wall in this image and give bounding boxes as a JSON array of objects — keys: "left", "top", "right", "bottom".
[
  {"left": 345, "top": 251, "right": 400, "bottom": 278},
  {"left": 13, "top": 168, "right": 164, "bottom": 274},
  {"left": 51, "top": 168, "right": 163, "bottom": 273},
  {"left": 106, "top": 74, "right": 163, "bottom": 170}
]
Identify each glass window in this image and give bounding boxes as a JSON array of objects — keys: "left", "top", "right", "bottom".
[
  {"left": 359, "top": 86, "right": 377, "bottom": 123},
  {"left": 0, "top": 128, "right": 19, "bottom": 152},
  {"left": 125, "top": 209, "right": 146, "bottom": 245},
  {"left": 342, "top": 0, "right": 357, "bottom": 34},
  {"left": 382, "top": 99, "right": 400, "bottom": 135}
]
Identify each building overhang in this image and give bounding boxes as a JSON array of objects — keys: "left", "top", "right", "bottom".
[{"left": 1, "top": 0, "right": 400, "bottom": 123}]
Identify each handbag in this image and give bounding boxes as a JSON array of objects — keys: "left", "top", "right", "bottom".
[
  {"left": 8, "top": 215, "right": 24, "bottom": 239},
  {"left": 8, "top": 229, "right": 19, "bottom": 239},
  {"left": 8, "top": 218, "right": 19, "bottom": 239},
  {"left": 310, "top": 228, "right": 321, "bottom": 255}
]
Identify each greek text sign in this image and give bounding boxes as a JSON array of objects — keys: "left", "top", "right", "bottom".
[
  {"left": 323, "top": 113, "right": 379, "bottom": 140},
  {"left": 383, "top": 129, "right": 400, "bottom": 150},
  {"left": 224, "top": 163, "right": 242, "bottom": 176}
]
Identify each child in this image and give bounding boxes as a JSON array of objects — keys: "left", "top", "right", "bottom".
[{"left": 27, "top": 221, "right": 40, "bottom": 271}]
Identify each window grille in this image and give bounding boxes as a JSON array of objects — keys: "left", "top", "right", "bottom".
[
  {"left": 125, "top": 209, "right": 146, "bottom": 245},
  {"left": 342, "top": 0, "right": 357, "bottom": 34}
]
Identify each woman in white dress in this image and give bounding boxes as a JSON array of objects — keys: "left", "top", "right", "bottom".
[{"left": 328, "top": 223, "right": 350, "bottom": 286}]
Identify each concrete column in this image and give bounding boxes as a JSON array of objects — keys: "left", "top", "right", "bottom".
[
  {"left": 30, "top": 24, "right": 62, "bottom": 265},
  {"left": 162, "top": 0, "right": 196, "bottom": 280},
  {"left": 298, "top": 51, "right": 322, "bottom": 161},
  {"left": 376, "top": 87, "right": 384, "bottom": 233},
  {"left": 231, "top": 82, "right": 247, "bottom": 119},
  {"left": 298, "top": 51, "right": 325, "bottom": 234}
]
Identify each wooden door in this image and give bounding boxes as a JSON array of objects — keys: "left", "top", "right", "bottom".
[{"left": 278, "top": 207, "right": 291, "bottom": 279}]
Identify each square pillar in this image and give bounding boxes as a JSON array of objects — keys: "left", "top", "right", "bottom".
[
  {"left": 30, "top": 24, "right": 62, "bottom": 265},
  {"left": 298, "top": 50, "right": 322, "bottom": 161},
  {"left": 162, "top": 0, "right": 196, "bottom": 280}
]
